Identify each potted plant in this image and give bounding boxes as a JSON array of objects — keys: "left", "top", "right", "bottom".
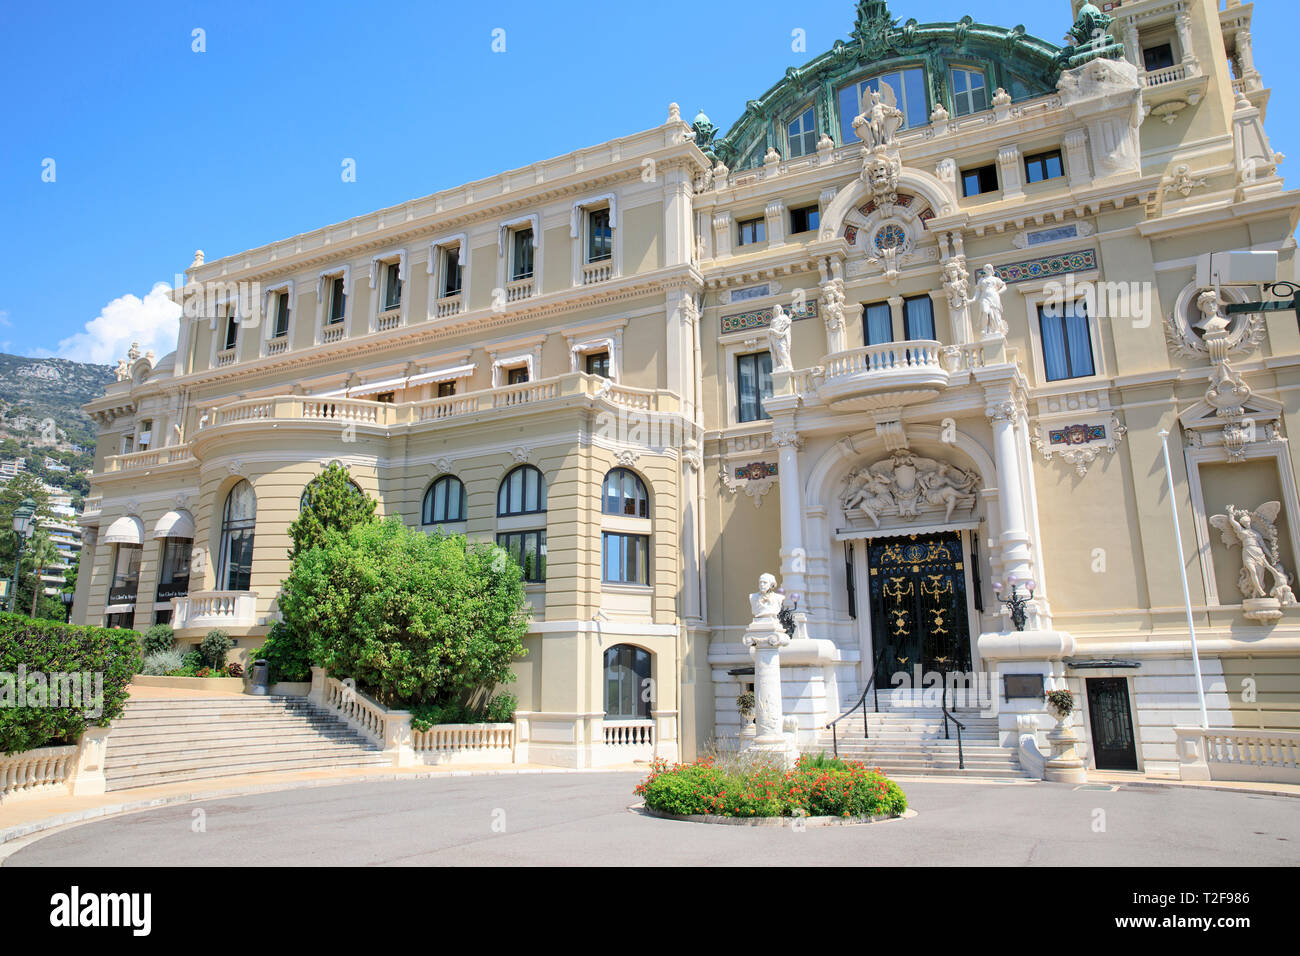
[
  {"left": 736, "top": 690, "right": 755, "bottom": 726},
  {"left": 1044, "top": 688, "right": 1074, "bottom": 724}
]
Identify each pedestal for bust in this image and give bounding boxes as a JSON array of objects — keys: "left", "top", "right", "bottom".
[
  {"left": 1044, "top": 709, "right": 1088, "bottom": 783},
  {"left": 743, "top": 617, "right": 798, "bottom": 769}
]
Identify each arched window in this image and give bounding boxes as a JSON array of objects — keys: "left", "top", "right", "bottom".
[
  {"left": 423, "top": 475, "right": 466, "bottom": 525},
  {"left": 218, "top": 480, "right": 256, "bottom": 592},
  {"left": 602, "top": 467, "right": 648, "bottom": 517},
  {"left": 497, "top": 465, "right": 546, "bottom": 517},
  {"left": 604, "top": 644, "right": 652, "bottom": 720}
]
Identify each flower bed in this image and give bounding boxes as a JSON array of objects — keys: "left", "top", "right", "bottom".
[{"left": 635, "top": 753, "right": 908, "bottom": 820}]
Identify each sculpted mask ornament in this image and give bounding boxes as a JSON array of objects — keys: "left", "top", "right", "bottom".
[
  {"left": 862, "top": 150, "right": 901, "bottom": 204},
  {"left": 970, "top": 263, "right": 1008, "bottom": 337},
  {"left": 1210, "top": 502, "right": 1299, "bottom": 620},
  {"left": 767, "top": 305, "right": 793, "bottom": 373},
  {"left": 841, "top": 452, "right": 979, "bottom": 527}
]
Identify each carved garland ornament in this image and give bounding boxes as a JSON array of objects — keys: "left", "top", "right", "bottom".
[{"left": 840, "top": 452, "right": 980, "bottom": 528}]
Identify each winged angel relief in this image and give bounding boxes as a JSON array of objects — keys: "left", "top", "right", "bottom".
[
  {"left": 841, "top": 452, "right": 980, "bottom": 528},
  {"left": 1210, "top": 502, "right": 1298, "bottom": 608}
]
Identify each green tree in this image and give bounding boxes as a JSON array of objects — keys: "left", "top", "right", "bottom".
[
  {"left": 0, "top": 474, "right": 52, "bottom": 616},
  {"left": 286, "top": 462, "right": 377, "bottom": 561},
  {"left": 27, "top": 531, "right": 60, "bottom": 618},
  {"left": 279, "top": 518, "right": 528, "bottom": 709}
]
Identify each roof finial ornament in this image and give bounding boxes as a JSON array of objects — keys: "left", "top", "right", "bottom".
[{"left": 191, "top": 249, "right": 204, "bottom": 267}]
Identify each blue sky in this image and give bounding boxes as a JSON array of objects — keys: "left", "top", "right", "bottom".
[{"left": 0, "top": 0, "right": 1294, "bottom": 362}]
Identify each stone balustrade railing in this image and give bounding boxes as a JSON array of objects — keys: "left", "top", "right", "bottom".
[
  {"left": 309, "top": 668, "right": 528, "bottom": 766},
  {"left": 822, "top": 340, "right": 943, "bottom": 381},
  {"left": 375, "top": 309, "right": 402, "bottom": 332},
  {"left": 170, "top": 590, "right": 259, "bottom": 630},
  {"left": 603, "top": 719, "right": 655, "bottom": 747},
  {"left": 102, "top": 443, "right": 195, "bottom": 474},
  {"left": 0, "top": 727, "right": 111, "bottom": 804},
  {"left": 582, "top": 261, "right": 613, "bottom": 285},
  {"left": 434, "top": 295, "right": 462, "bottom": 318},
  {"left": 195, "top": 373, "right": 678, "bottom": 437},
  {"left": 1142, "top": 64, "right": 1189, "bottom": 87},
  {"left": 1175, "top": 726, "right": 1300, "bottom": 784}
]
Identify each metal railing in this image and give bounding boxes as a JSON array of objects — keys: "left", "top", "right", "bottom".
[
  {"left": 825, "top": 648, "right": 886, "bottom": 758},
  {"left": 940, "top": 677, "right": 966, "bottom": 770}
]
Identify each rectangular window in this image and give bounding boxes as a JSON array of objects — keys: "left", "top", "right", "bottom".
[
  {"left": 328, "top": 276, "right": 346, "bottom": 324},
  {"left": 1024, "top": 150, "right": 1064, "bottom": 184},
  {"left": 441, "top": 247, "right": 462, "bottom": 297},
  {"left": 1143, "top": 43, "right": 1175, "bottom": 72},
  {"left": 786, "top": 106, "right": 817, "bottom": 158},
  {"left": 136, "top": 419, "right": 153, "bottom": 451},
  {"left": 602, "top": 532, "right": 650, "bottom": 585},
  {"left": 511, "top": 228, "right": 534, "bottom": 280},
  {"left": 223, "top": 312, "right": 238, "bottom": 351},
  {"left": 108, "top": 544, "right": 142, "bottom": 604},
  {"left": 837, "top": 67, "right": 928, "bottom": 143},
  {"left": 273, "top": 291, "right": 290, "bottom": 338},
  {"left": 1038, "top": 300, "right": 1095, "bottom": 381},
  {"left": 585, "top": 351, "right": 610, "bottom": 378},
  {"left": 382, "top": 261, "right": 402, "bottom": 311},
  {"left": 375, "top": 391, "right": 395, "bottom": 404},
  {"left": 950, "top": 66, "right": 988, "bottom": 116},
  {"left": 437, "top": 381, "right": 456, "bottom": 397},
  {"left": 737, "top": 217, "right": 766, "bottom": 246},
  {"left": 506, "top": 366, "right": 529, "bottom": 385},
  {"left": 789, "top": 205, "right": 820, "bottom": 234},
  {"left": 864, "top": 301, "right": 893, "bottom": 346},
  {"left": 497, "top": 530, "right": 546, "bottom": 583},
  {"left": 903, "top": 295, "right": 936, "bottom": 340},
  {"left": 961, "top": 164, "right": 999, "bottom": 197},
  {"left": 156, "top": 538, "right": 191, "bottom": 601},
  {"left": 587, "top": 208, "right": 612, "bottom": 263},
  {"left": 736, "top": 351, "right": 773, "bottom": 423}
]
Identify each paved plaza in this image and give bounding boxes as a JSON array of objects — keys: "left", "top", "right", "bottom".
[{"left": 5, "top": 772, "right": 1296, "bottom": 867}]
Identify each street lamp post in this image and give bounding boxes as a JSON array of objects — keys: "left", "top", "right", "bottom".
[{"left": 9, "top": 498, "right": 37, "bottom": 615}]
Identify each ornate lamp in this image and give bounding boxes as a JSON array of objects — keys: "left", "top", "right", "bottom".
[{"left": 994, "top": 574, "right": 1035, "bottom": 632}]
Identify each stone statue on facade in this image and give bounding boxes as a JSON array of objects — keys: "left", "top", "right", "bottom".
[
  {"left": 970, "top": 264, "right": 1009, "bottom": 337},
  {"left": 767, "top": 304, "right": 793, "bottom": 372},
  {"left": 742, "top": 571, "right": 797, "bottom": 768},
  {"left": 853, "top": 86, "right": 904, "bottom": 151},
  {"left": 1194, "top": 289, "right": 1231, "bottom": 337},
  {"left": 747, "top": 572, "right": 785, "bottom": 627},
  {"left": 821, "top": 278, "right": 846, "bottom": 333},
  {"left": 1211, "top": 502, "right": 1298, "bottom": 622}
]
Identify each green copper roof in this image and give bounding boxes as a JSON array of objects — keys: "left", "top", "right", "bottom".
[{"left": 707, "top": 0, "right": 1123, "bottom": 169}]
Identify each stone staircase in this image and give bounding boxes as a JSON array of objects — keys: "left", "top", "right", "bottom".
[
  {"left": 104, "top": 696, "right": 389, "bottom": 790},
  {"left": 815, "top": 704, "right": 1033, "bottom": 779}
]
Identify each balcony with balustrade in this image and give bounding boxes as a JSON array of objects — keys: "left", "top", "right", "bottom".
[
  {"left": 99, "top": 443, "right": 197, "bottom": 476},
  {"left": 192, "top": 372, "right": 680, "bottom": 446},
  {"left": 171, "top": 590, "right": 260, "bottom": 632},
  {"left": 806, "top": 340, "right": 988, "bottom": 411}
]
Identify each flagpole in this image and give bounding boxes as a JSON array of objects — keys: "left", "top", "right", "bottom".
[{"left": 1159, "top": 429, "right": 1210, "bottom": 729}]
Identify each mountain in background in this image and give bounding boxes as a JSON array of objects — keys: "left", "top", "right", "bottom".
[{"left": 0, "top": 353, "right": 114, "bottom": 499}]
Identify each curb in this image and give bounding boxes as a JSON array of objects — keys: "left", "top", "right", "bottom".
[
  {"left": 0, "top": 765, "right": 644, "bottom": 852},
  {"left": 635, "top": 804, "right": 916, "bottom": 827}
]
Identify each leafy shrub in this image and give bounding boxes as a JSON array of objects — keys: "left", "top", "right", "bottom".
[
  {"left": 1045, "top": 688, "right": 1074, "bottom": 717},
  {"left": 0, "top": 612, "right": 140, "bottom": 755},
  {"left": 141, "top": 624, "right": 175, "bottom": 657},
  {"left": 226, "top": 661, "right": 244, "bottom": 678},
  {"left": 199, "top": 630, "right": 232, "bottom": 670},
  {"left": 636, "top": 754, "right": 907, "bottom": 819},
  {"left": 280, "top": 519, "right": 528, "bottom": 709},
  {"left": 408, "top": 692, "right": 519, "bottom": 731},
  {"left": 248, "top": 621, "right": 313, "bottom": 684},
  {"left": 141, "top": 648, "right": 186, "bottom": 676},
  {"left": 288, "top": 462, "right": 377, "bottom": 561}
]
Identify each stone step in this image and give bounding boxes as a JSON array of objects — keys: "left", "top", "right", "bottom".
[
  {"left": 108, "top": 727, "right": 372, "bottom": 753},
  {"left": 106, "top": 753, "right": 389, "bottom": 790},
  {"left": 110, "top": 716, "right": 359, "bottom": 738},
  {"left": 108, "top": 738, "right": 383, "bottom": 772}
]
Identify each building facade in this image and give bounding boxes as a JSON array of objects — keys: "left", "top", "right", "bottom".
[{"left": 75, "top": 0, "right": 1298, "bottom": 773}]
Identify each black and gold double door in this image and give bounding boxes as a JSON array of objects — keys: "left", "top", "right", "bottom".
[{"left": 866, "top": 532, "right": 972, "bottom": 677}]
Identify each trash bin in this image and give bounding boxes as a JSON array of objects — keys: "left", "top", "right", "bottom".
[{"left": 250, "top": 659, "right": 270, "bottom": 696}]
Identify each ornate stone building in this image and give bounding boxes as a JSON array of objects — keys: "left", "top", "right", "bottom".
[{"left": 75, "top": 0, "right": 1298, "bottom": 774}]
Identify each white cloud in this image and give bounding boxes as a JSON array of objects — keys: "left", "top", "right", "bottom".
[{"left": 55, "top": 282, "right": 181, "bottom": 365}]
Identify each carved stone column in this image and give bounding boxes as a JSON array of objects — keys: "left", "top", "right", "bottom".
[
  {"left": 985, "top": 394, "right": 1036, "bottom": 595},
  {"left": 772, "top": 425, "right": 807, "bottom": 609},
  {"left": 1175, "top": 13, "right": 1199, "bottom": 76}
]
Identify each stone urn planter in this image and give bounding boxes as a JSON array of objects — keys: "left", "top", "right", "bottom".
[{"left": 1043, "top": 688, "right": 1088, "bottom": 783}]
